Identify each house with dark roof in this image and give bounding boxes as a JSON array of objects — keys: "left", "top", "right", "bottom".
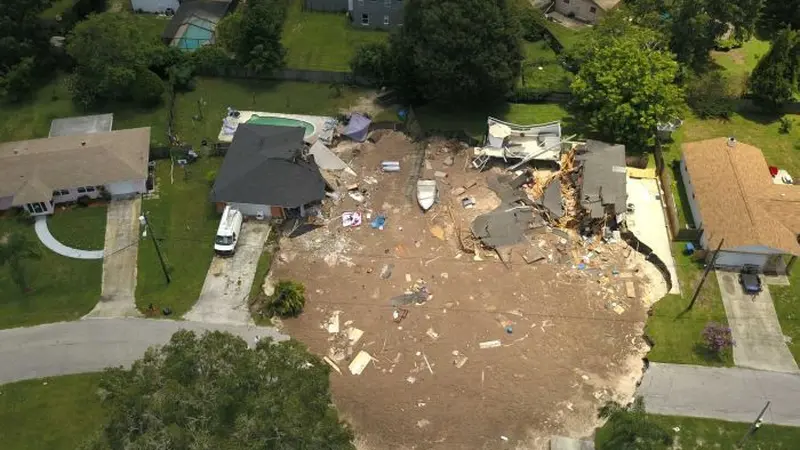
[
  {"left": 681, "top": 137, "right": 799, "bottom": 273},
  {"left": 576, "top": 140, "right": 627, "bottom": 221},
  {"left": 210, "top": 124, "right": 326, "bottom": 219}
]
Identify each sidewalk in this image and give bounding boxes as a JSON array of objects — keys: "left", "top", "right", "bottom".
[{"left": 638, "top": 362, "right": 800, "bottom": 426}]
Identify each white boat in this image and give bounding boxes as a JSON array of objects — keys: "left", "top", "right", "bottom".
[{"left": 416, "top": 180, "right": 437, "bottom": 211}]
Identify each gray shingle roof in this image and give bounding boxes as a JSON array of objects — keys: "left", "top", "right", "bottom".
[
  {"left": 209, "top": 124, "right": 326, "bottom": 207},
  {"left": 576, "top": 140, "right": 627, "bottom": 219}
]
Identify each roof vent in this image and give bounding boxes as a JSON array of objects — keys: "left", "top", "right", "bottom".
[{"left": 727, "top": 137, "right": 736, "bottom": 148}]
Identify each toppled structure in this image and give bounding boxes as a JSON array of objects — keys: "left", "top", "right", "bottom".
[
  {"left": 575, "top": 140, "right": 627, "bottom": 223},
  {"left": 470, "top": 174, "right": 543, "bottom": 249},
  {"left": 473, "top": 117, "right": 562, "bottom": 170}
]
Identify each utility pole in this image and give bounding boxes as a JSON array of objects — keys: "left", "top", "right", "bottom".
[
  {"left": 139, "top": 211, "right": 170, "bottom": 284},
  {"left": 685, "top": 238, "right": 724, "bottom": 312},
  {"left": 737, "top": 401, "right": 770, "bottom": 448}
]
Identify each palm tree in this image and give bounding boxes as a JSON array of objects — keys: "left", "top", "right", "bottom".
[
  {"left": 0, "top": 232, "right": 41, "bottom": 293},
  {"left": 597, "top": 397, "right": 673, "bottom": 450}
]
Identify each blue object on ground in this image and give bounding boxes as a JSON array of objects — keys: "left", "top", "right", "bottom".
[
  {"left": 685, "top": 242, "right": 695, "bottom": 255},
  {"left": 398, "top": 109, "right": 408, "bottom": 120},
  {"left": 505, "top": 326, "right": 513, "bottom": 334},
  {"left": 371, "top": 215, "right": 386, "bottom": 229},
  {"left": 577, "top": 263, "right": 586, "bottom": 270}
]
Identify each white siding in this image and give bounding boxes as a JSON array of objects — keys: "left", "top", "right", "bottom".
[
  {"left": 228, "top": 202, "right": 272, "bottom": 218},
  {"left": 680, "top": 154, "right": 703, "bottom": 231},
  {"left": 715, "top": 251, "right": 770, "bottom": 270},
  {"left": 52, "top": 186, "right": 100, "bottom": 204},
  {"left": 105, "top": 179, "right": 146, "bottom": 197},
  {"left": 554, "top": 0, "right": 604, "bottom": 23},
  {"left": 130, "top": 0, "right": 179, "bottom": 13}
]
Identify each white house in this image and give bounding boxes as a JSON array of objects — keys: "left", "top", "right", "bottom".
[
  {"left": 132, "top": 0, "right": 180, "bottom": 13},
  {"left": 681, "top": 137, "right": 799, "bottom": 274},
  {"left": 552, "top": 0, "right": 620, "bottom": 24},
  {"left": 0, "top": 127, "right": 151, "bottom": 216}
]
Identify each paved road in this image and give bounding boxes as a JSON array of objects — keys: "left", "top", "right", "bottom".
[
  {"left": 638, "top": 363, "right": 800, "bottom": 426},
  {"left": 0, "top": 318, "right": 287, "bottom": 385},
  {"left": 716, "top": 271, "right": 798, "bottom": 373}
]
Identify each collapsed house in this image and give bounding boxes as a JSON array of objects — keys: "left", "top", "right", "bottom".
[{"left": 472, "top": 117, "right": 562, "bottom": 170}]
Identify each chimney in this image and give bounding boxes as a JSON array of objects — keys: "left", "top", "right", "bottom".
[
  {"left": 81, "top": 141, "right": 87, "bottom": 146},
  {"left": 727, "top": 137, "right": 736, "bottom": 148}
]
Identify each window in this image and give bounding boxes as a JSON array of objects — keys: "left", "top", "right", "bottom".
[
  {"left": 384, "top": 15, "right": 389, "bottom": 25},
  {"left": 52, "top": 190, "right": 61, "bottom": 197},
  {"left": 60, "top": 189, "right": 69, "bottom": 195},
  {"left": 361, "top": 13, "right": 369, "bottom": 25},
  {"left": 26, "top": 202, "right": 46, "bottom": 214},
  {"left": 85, "top": 186, "right": 96, "bottom": 192},
  {"left": 77, "top": 187, "right": 86, "bottom": 193},
  {"left": 589, "top": 6, "right": 596, "bottom": 13}
]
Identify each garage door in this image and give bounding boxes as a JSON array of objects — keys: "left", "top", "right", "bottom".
[{"left": 715, "top": 251, "right": 769, "bottom": 271}]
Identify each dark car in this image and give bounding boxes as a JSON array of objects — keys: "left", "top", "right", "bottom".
[{"left": 739, "top": 265, "right": 762, "bottom": 294}]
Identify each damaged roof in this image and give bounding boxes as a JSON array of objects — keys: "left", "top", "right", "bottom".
[
  {"left": 538, "top": 178, "right": 564, "bottom": 219},
  {"left": 210, "top": 124, "right": 326, "bottom": 207},
  {"left": 576, "top": 140, "right": 627, "bottom": 219}
]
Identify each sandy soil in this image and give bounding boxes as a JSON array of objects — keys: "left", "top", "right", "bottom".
[{"left": 272, "top": 133, "right": 657, "bottom": 449}]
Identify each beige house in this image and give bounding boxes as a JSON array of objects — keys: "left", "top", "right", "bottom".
[
  {"left": 0, "top": 128, "right": 151, "bottom": 216},
  {"left": 552, "top": 0, "right": 620, "bottom": 24}
]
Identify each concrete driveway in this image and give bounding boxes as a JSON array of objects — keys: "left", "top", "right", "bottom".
[
  {"left": 0, "top": 318, "right": 287, "bottom": 384},
  {"left": 183, "top": 222, "right": 271, "bottom": 325},
  {"left": 626, "top": 176, "right": 680, "bottom": 295},
  {"left": 86, "top": 198, "right": 142, "bottom": 318},
  {"left": 716, "top": 270, "right": 798, "bottom": 373}
]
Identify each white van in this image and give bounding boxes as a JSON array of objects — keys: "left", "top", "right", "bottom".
[{"left": 214, "top": 206, "right": 243, "bottom": 256}]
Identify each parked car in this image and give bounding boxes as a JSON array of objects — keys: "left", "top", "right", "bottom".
[
  {"left": 214, "top": 206, "right": 242, "bottom": 256},
  {"left": 738, "top": 265, "right": 762, "bottom": 294}
]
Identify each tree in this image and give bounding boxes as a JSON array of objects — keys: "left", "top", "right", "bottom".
[
  {"left": 67, "top": 12, "right": 162, "bottom": 107},
  {"left": 81, "top": 330, "right": 354, "bottom": 449},
  {"left": 749, "top": 29, "right": 799, "bottom": 110},
  {"left": 350, "top": 42, "right": 392, "bottom": 86},
  {"left": 686, "top": 71, "right": 737, "bottom": 118},
  {"left": 570, "top": 26, "right": 683, "bottom": 150},
  {"left": 0, "top": 232, "right": 42, "bottom": 293},
  {"left": 388, "top": 0, "right": 522, "bottom": 103},
  {"left": 223, "top": 0, "right": 287, "bottom": 74},
  {"left": 596, "top": 397, "right": 673, "bottom": 450},
  {"left": 0, "top": 0, "right": 53, "bottom": 101},
  {"left": 264, "top": 280, "right": 306, "bottom": 318},
  {"left": 760, "top": 0, "right": 800, "bottom": 34}
]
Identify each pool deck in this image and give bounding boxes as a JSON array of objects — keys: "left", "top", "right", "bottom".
[{"left": 218, "top": 111, "right": 336, "bottom": 144}]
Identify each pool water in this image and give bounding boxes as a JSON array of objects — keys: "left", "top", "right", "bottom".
[
  {"left": 246, "top": 115, "right": 316, "bottom": 138},
  {"left": 177, "top": 17, "right": 215, "bottom": 51}
]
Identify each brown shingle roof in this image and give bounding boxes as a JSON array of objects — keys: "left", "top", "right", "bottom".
[
  {"left": 0, "top": 128, "right": 150, "bottom": 206},
  {"left": 682, "top": 138, "right": 800, "bottom": 255},
  {"left": 593, "top": 0, "right": 621, "bottom": 11}
]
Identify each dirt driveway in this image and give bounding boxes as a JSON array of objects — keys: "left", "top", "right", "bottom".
[
  {"left": 183, "top": 222, "right": 271, "bottom": 325},
  {"left": 273, "top": 133, "right": 655, "bottom": 449}
]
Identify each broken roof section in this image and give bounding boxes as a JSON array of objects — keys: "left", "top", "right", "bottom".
[
  {"left": 538, "top": 178, "right": 564, "bottom": 219},
  {"left": 308, "top": 141, "right": 356, "bottom": 176},
  {"left": 576, "top": 140, "right": 627, "bottom": 219},
  {"left": 343, "top": 113, "right": 371, "bottom": 142},
  {"left": 478, "top": 117, "right": 563, "bottom": 164}
]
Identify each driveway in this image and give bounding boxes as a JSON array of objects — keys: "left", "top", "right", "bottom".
[
  {"left": 626, "top": 176, "right": 680, "bottom": 295},
  {"left": 716, "top": 271, "right": 798, "bottom": 373},
  {"left": 183, "top": 222, "right": 271, "bottom": 325},
  {"left": 86, "top": 198, "right": 142, "bottom": 318},
  {"left": 0, "top": 318, "right": 287, "bottom": 385},
  {"left": 638, "top": 362, "right": 800, "bottom": 426}
]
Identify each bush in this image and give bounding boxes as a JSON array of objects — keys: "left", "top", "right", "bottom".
[
  {"left": 350, "top": 42, "right": 392, "bottom": 87},
  {"left": 76, "top": 195, "right": 91, "bottom": 207},
  {"left": 0, "top": 57, "right": 36, "bottom": 102},
  {"left": 687, "top": 71, "right": 737, "bottom": 119},
  {"left": 191, "top": 45, "right": 234, "bottom": 76},
  {"left": 265, "top": 280, "right": 306, "bottom": 318},
  {"left": 514, "top": 0, "right": 548, "bottom": 42},
  {"left": 205, "top": 169, "right": 217, "bottom": 186},
  {"left": 703, "top": 322, "right": 734, "bottom": 354},
  {"left": 131, "top": 69, "right": 165, "bottom": 107},
  {"left": 779, "top": 117, "right": 793, "bottom": 134}
]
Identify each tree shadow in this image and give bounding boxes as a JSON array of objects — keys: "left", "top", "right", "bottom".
[
  {"left": 692, "top": 343, "right": 729, "bottom": 364},
  {"left": 735, "top": 99, "right": 786, "bottom": 125}
]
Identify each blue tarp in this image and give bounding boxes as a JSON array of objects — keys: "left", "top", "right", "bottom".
[{"left": 343, "top": 113, "right": 371, "bottom": 142}]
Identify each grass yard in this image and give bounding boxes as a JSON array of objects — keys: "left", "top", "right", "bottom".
[
  {"left": 595, "top": 413, "right": 800, "bottom": 449},
  {"left": 0, "top": 214, "right": 101, "bottom": 329},
  {"left": 772, "top": 268, "right": 800, "bottom": 363},
  {"left": 544, "top": 21, "right": 587, "bottom": 53},
  {"left": 173, "top": 77, "right": 373, "bottom": 147},
  {"left": 519, "top": 41, "right": 573, "bottom": 93},
  {"left": 135, "top": 157, "right": 221, "bottom": 317},
  {"left": 282, "top": 0, "right": 388, "bottom": 72},
  {"left": 712, "top": 38, "right": 770, "bottom": 88},
  {"left": 645, "top": 243, "right": 732, "bottom": 366},
  {"left": 47, "top": 205, "right": 107, "bottom": 250},
  {"left": 0, "top": 373, "right": 106, "bottom": 450},
  {"left": 40, "top": 0, "right": 75, "bottom": 19}
]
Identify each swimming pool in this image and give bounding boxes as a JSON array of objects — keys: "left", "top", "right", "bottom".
[
  {"left": 177, "top": 17, "right": 215, "bottom": 51},
  {"left": 246, "top": 115, "right": 316, "bottom": 138}
]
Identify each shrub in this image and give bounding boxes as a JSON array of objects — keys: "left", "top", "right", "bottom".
[
  {"left": 205, "top": 169, "right": 217, "bottom": 186},
  {"left": 131, "top": 69, "right": 165, "bottom": 107},
  {"left": 779, "top": 117, "right": 793, "bottom": 134},
  {"left": 350, "top": 42, "right": 392, "bottom": 87},
  {"left": 77, "top": 195, "right": 91, "bottom": 207},
  {"left": 191, "top": 45, "right": 234, "bottom": 76},
  {"left": 513, "top": 0, "right": 548, "bottom": 42},
  {"left": 265, "top": 280, "right": 306, "bottom": 318},
  {"left": 703, "top": 322, "right": 734, "bottom": 354},
  {"left": 686, "top": 71, "right": 736, "bottom": 119}
]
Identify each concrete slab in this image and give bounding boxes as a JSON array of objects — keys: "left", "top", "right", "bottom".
[
  {"left": 626, "top": 177, "right": 680, "bottom": 295},
  {"left": 716, "top": 271, "right": 798, "bottom": 373},
  {"left": 184, "top": 222, "right": 271, "bottom": 325}
]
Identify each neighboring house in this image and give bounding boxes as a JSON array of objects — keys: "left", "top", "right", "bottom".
[
  {"left": 681, "top": 137, "right": 799, "bottom": 273},
  {"left": 162, "top": 0, "right": 235, "bottom": 51},
  {"left": 576, "top": 139, "right": 627, "bottom": 221},
  {"left": 305, "top": 0, "right": 404, "bottom": 29},
  {"left": 552, "top": 0, "right": 620, "bottom": 24},
  {"left": 0, "top": 124, "right": 151, "bottom": 216},
  {"left": 132, "top": 0, "right": 179, "bottom": 13},
  {"left": 210, "top": 124, "right": 326, "bottom": 218}
]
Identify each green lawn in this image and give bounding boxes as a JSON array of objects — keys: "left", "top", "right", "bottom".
[
  {"left": 543, "top": 21, "right": 586, "bottom": 53},
  {"left": 519, "top": 41, "right": 573, "bottom": 93},
  {"left": 0, "top": 213, "right": 101, "bottom": 329},
  {"left": 712, "top": 38, "right": 770, "bottom": 88},
  {"left": 40, "top": 0, "right": 74, "bottom": 19},
  {"left": 645, "top": 243, "right": 732, "bottom": 366},
  {"left": 135, "top": 157, "right": 221, "bottom": 317},
  {"left": 282, "top": 0, "right": 387, "bottom": 72},
  {"left": 0, "top": 373, "right": 106, "bottom": 450},
  {"left": 772, "top": 267, "right": 800, "bottom": 363},
  {"left": 47, "top": 205, "right": 107, "bottom": 250},
  {"left": 173, "top": 77, "right": 373, "bottom": 147},
  {"left": 596, "top": 413, "right": 800, "bottom": 449}
]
